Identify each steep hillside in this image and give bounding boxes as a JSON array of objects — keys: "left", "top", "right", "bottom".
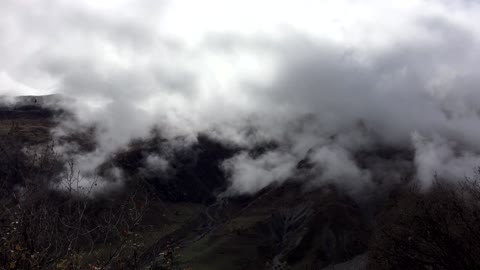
[
  {"left": 0, "top": 96, "right": 373, "bottom": 269},
  {"left": 3, "top": 96, "right": 480, "bottom": 270},
  {"left": 0, "top": 95, "right": 63, "bottom": 144}
]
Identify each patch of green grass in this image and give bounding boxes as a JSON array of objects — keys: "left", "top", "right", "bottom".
[{"left": 177, "top": 232, "right": 261, "bottom": 270}]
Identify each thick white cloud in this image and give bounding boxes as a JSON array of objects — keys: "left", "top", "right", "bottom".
[{"left": 2, "top": 0, "right": 480, "bottom": 194}]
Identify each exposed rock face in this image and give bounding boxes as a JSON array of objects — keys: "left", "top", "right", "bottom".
[{"left": 260, "top": 185, "right": 370, "bottom": 269}]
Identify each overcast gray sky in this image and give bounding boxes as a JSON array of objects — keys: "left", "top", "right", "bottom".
[{"left": 2, "top": 0, "right": 480, "bottom": 195}]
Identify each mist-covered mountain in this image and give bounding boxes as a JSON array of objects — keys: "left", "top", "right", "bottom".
[
  {"left": 3, "top": 96, "right": 480, "bottom": 270},
  {"left": 3, "top": 2, "right": 480, "bottom": 268}
]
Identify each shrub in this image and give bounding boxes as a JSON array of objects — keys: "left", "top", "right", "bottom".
[{"left": 369, "top": 177, "right": 480, "bottom": 270}]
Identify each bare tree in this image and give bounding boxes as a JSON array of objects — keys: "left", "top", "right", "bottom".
[
  {"left": 369, "top": 177, "right": 480, "bottom": 270},
  {"left": 0, "top": 124, "right": 151, "bottom": 270}
]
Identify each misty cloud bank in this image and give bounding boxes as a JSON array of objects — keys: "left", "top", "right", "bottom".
[{"left": 2, "top": 0, "right": 480, "bottom": 196}]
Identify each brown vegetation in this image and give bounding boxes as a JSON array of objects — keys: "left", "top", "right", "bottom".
[
  {"left": 0, "top": 125, "right": 154, "bottom": 270},
  {"left": 369, "top": 177, "right": 480, "bottom": 270}
]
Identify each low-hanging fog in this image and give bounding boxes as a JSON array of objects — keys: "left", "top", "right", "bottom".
[{"left": 2, "top": 0, "right": 480, "bottom": 196}]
